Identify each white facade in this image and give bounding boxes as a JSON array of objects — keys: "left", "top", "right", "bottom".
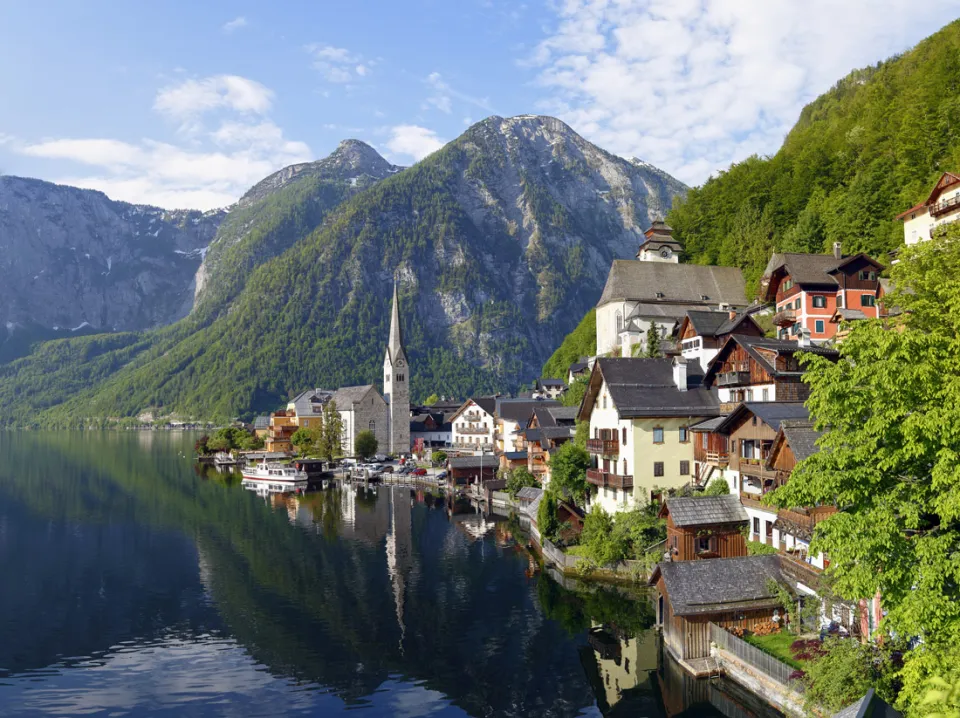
[
  {"left": 679, "top": 336, "right": 721, "bottom": 372},
  {"left": 902, "top": 201, "right": 960, "bottom": 245},
  {"left": 637, "top": 245, "right": 679, "bottom": 263},
  {"left": 451, "top": 400, "right": 495, "bottom": 454}
]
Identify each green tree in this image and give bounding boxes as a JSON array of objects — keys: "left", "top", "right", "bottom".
[
  {"left": 573, "top": 420, "right": 589, "bottom": 450},
  {"left": 640, "top": 322, "right": 662, "bottom": 358},
  {"left": 537, "top": 491, "right": 560, "bottom": 543},
  {"left": 505, "top": 466, "right": 537, "bottom": 498},
  {"left": 424, "top": 393, "right": 440, "bottom": 405},
  {"left": 580, "top": 506, "right": 622, "bottom": 565},
  {"left": 548, "top": 442, "right": 591, "bottom": 505},
  {"left": 702, "top": 478, "right": 730, "bottom": 496},
  {"left": 290, "top": 427, "right": 315, "bottom": 455},
  {"left": 561, "top": 375, "right": 588, "bottom": 408},
  {"left": 431, "top": 450, "right": 448, "bottom": 466},
  {"left": 318, "top": 401, "right": 343, "bottom": 461},
  {"left": 354, "top": 430, "right": 378, "bottom": 460},
  {"left": 770, "top": 228, "right": 960, "bottom": 712},
  {"left": 801, "top": 638, "right": 883, "bottom": 714}
]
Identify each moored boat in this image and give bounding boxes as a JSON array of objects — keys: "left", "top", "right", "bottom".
[{"left": 241, "top": 461, "right": 308, "bottom": 484}]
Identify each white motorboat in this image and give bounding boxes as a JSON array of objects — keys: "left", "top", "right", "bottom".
[{"left": 241, "top": 460, "right": 308, "bottom": 484}]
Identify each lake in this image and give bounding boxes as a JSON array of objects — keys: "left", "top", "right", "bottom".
[{"left": 0, "top": 432, "right": 781, "bottom": 717}]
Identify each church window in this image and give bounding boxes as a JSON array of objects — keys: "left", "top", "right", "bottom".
[
  {"left": 616, "top": 310, "right": 623, "bottom": 334},
  {"left": 369, "top": 421, "right": 375, "bottom": 432}
]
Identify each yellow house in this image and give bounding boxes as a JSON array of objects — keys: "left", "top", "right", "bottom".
[
  {"left": 896, "top": 171, "right": 960, "bottom": 246},
  {"left": 265, "top": 410, "right": 298, "bottom": 453},
  {"left": 578, "top": 357, "right": 721, "bottom": 515}
]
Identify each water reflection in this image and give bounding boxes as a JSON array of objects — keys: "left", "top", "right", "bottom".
[{"left": 0, "top": 432, "right": 781, "bottom": 717}]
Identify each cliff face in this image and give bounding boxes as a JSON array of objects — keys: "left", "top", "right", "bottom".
[{"left": 0, "top": 176, "right": 223, "bottom": 334}]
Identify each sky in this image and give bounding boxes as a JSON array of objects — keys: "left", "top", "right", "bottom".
[{"left": 1, "top": 1, "right": 959, "bottom": 210}]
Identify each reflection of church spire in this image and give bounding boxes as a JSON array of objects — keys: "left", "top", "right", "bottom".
[{"left": 385, "top": 486, "right": 412, "bottom": 655}]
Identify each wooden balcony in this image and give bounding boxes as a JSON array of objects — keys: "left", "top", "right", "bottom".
[
  {"left": 777, "top": 506, "right": 837, "bottom": 532},
  {"left": 586, "top": 468, "right": 633, "bottom": 490},
  {"left": 451, "top": 442, "right": 494, "bottom": 452},
  {"left": 773, "top": 308, "right": 797, "bottom": 327},
  {"left": 457, "top": 426, "right": 490, "bottom": 435},
  {"left": 586, "top": 438, "right": 619, "bottom": 456},
  {"left": 716, "top": 370, "right": 750, "bottom": 387},
  {"left": 462, "top": 411, "right": 484, "bottom": 421},
  {"left": 931, "top": 193, "right": 960, "bottom": 218}
]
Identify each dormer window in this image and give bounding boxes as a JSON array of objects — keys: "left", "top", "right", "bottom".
[
  {"left": 782, "top": 279, "right": 794, "bottom": 291},
  {"left": 858, "top": 270, "right": 877, "bottom": 281},
  {"left": 655, "top": 291, "right": 664, "bottom": 299},
  {"left": 700, "top": 294, "right": 708, "bottom": 301}
]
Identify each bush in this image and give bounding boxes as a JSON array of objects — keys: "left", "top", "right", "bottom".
[
  {"left": 747, "top": 540, "right": 778, "bottom": 555},
  {"left": 802, "top": 638, "right": 882, "bottom": 714},
  {"left": 505, "top": 466, "right": 538, "bottom": 498},
  {"left": 538, "top": 491, "right": 559, "bottom": 542},
  {"left": 702, "top": 478, "right": 730, "bottom": 496},
  {"left": 431, "top": 450, "right": 448, "bottom": 466},
  {"left": 354, "top": 430, "right": 378, "bottom": 460}
]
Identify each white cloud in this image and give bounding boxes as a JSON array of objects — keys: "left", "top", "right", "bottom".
[
  {"left": 154, "top": 75, "right": 274, "bottom": 123},
  {"left": 424, "top": 72, "right": 495, "bottom": 115},
  {"left": 385, "top": 125, "right": 445, "bottom": 162},
  {"left": 15, "top": 75, "right": 311, "bottom": 210},
  {"left": 532, "top": 0, "right": 960, "bottom": 186},
  {"left": 306, "top": 44, "right": 371, "bottom": 83},
  {"left": 222, "top": 16, "right": 247, "bottom": 33}
]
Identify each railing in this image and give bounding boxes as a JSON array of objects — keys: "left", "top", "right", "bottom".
[
  {"left": 462, "top": 412, "right": 484, "bottom": 422},
  {"left": 451, "top": 442, "right": 494, "bottom": 451},
  {"left": 709, "top": 623, "right": 799, "bottom": 689},
  {"left": 706, "top": 450, "right": 729, "bottom": 464},
  {"left": 773, "top": 308, "right": 797, "bottom": 327},
  {"left": 586, "top": 438, "right": 619, "bottom": 456},
  {"left": 716, "top": 371, "right": 750, "bottom": 387},
  {"left": 586, "top": 468, "right": 633, "bottom": 489},
  {"left": 457, "top": 426, "right": 490, "bottom": 435},
  {"left": 931, "top": 193, "right": 960, "bottom": 217}
]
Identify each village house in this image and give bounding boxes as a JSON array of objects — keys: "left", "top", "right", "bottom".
[
  {"left": 676, "top": 310, "right": 764, "bottom": 371},
  {"left": 446, "top": 455, "right": 498, "bottom": 487},
  {"left": 264, "top": 410, "right": 298, "bottom": 452},
  {"left": 409, "top": 410, "right": 453, "bottom": 451},
  {"left": 449, "top": 397, "right": 497, "bottom": 455},
  {"left": 495, "top": 398, "right": 560, "bottom": 454},
  {"left": 253, "top": 415, "right": 270, "bottom": 440},
  {"left": 896, "top": 171, "right": 960, "bottom": 245},
  {"left": 595, "top": 223, "right": 748, "bottom": 357},
  {"left": 517, "top": 405, "right": 577, "bottom": 485},
  {"left": 567, "top": 360, "right": 591, "bottom": 385},
  {"left": 703, "top": 334, "right": 840, "bottom": 412},
  {"left": 532, "top": 378, "right": 566, "bottom": 399},
  {"left": 651, "top": 555, "right": 790, "bottom": 666},
  {"left": 760, "top": 245, "right": 885, "bottom": 343},
  {"left": 578, "top": 357, "right": 720, "bottom": 514},
  {"left": 658, "top": 494, "right": 748, "bottom": 561}
]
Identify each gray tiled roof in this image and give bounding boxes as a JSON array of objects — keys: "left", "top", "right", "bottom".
[
  {"left": 763, "top": 252, "right": 843, "bottom": 287},
  {"left": 780, "top": 420, "right": 823, "bottom": 462},
  {"left": 504, "top": 451, "right": 528, "bottom": 460},
  {"left": 517, "top": 487, "right": 542, "bottom": 501},
  {"left": 568, "top": 361, "right": 589, "bottom": 375},
  {"left": 253, "top": 415, "right": 270, "bottom": 429},
  {"left": 706, "top": 335, "right": 839, "bottom": 385},
  {"left": 689, "top": 416, "right": 726, "bottom": 432},
  {"left": 666, "top": 494, "right": 748, "bottom": 527},
  {"left": 330, "top": 385, "right": 378, "bottom": 408},
  {"left": 598, "top": 260, "right": 747, "bottom": 307},
  {"left": 594, "top": 358, "right": 721, "bottom": 418},
  {"left": 833, "top": 308, "right": 868, "bottom": 321},
  {"left": 832, "top": 689, "right": 902, "bottom": 718},
  {"left": 653, "top": 555, "right": 787, "bottom": 616},
  {"left": 538, "top": 378, "right": 566, "bottom": 387},
  {"left": 715, "top": 402, "right": 810, "bottom": 434},
  {"left": 496, "top": 398, "right": 560, "bottom": 423},
  {"left": 448, "top": 456, "right": 495, "bottom": 469},
  {"left": 685, "top": 310, "right": 733, "bottom": 336}
]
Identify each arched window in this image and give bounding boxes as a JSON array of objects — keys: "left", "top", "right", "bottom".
[
  {"left": 616, "top": 310, "right": 623, "bottom": 334},
  {"left": 622, "top": 427, "right": 627, "bottom": 446},
  {"left": 369, "top": 421, "right": 375, "bottom": 432},
  {"left": 622, "top": 458, "right": 627, "bottom": 475}
]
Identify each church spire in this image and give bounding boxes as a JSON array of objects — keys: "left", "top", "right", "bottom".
[{"left": 387, "top": 280, "right": 406, "bottom": 365}]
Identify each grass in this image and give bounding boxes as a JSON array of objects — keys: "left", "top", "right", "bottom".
[
  {"left": 564, "top": 545, "right": 588, "bottom": 557},
  {"left": 742, "top": 631, "right": 805, "bottom": 669}
]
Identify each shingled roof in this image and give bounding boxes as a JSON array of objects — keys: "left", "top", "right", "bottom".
[
  {"left": 597, "top": 260, "right": 747, "bottom": 307},
  {"left": 580, "top": 357, "right": 720, "bottom": 421},
  {"left": 663, "top": 494, "right": 748, "bottom": 527},
  {"left": 780, "top": 420, "right": 823, "bottom": 463},
  {"left": 715, "top": 402, "right": 810, "bottom": 435},
  {"left": 497, "top": 398, "right": 560, "bottom": 423},
  {"left": 832, "top": 688, "right": 902, "bottom": 718},
  {"left": 651, "top": 555, "right": 788, "bottom": 616},
  {"left": 331, "top": 385, "right": 379, "bottom": 408},
  {"left": 704, "top": 335, "right": 839, "bottom": 387}
]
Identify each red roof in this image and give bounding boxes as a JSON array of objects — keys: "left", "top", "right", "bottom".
[
  {"left": 895, "top": 172, "right": 960, "bottom": 220},
  {"left": 895, "top": 202, "right": 926, "bottom": 221}
]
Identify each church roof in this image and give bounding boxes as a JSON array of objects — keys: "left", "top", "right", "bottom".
[
  {"left": 385, "top": 281, "right": 407, "bottom": 365},
  {"left": 331, "top": 385, "right": 380, "bottom": 408},
  {"left": 598, "top": 261, "right": 747, "bottom": 307}
]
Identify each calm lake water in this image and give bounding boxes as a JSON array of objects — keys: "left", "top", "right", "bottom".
[{"left": 0, "top": 432, "right": 781, "bottom": 717}]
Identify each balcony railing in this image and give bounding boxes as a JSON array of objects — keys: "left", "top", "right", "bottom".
[
  {"left": 586, "top": 438, "right": 619, "bottom": 456},
  {"left": 451, "top": 442, "right": 494, "bottom": 451},
  {"left": 931, "top": 193, "right": 960, "bottom": 218},
  {"left": 457, "top": 426, "right": 490, "bottom": 435},
  {"left": 773, "top": 308, "right": 796, "bottom": 327},
  {"left": 716, "top": 370, "right": 750, "bottom": 387},
  {"left": 586, "top": 468, "right": 633, "bottom": 490},
  {"left": 706, "top": 450, "right": 729, "bottom": 465}
]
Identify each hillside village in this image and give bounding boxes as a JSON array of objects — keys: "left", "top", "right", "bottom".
[{"left": 242, "top": 169, "right": 960, "bottom": 715}]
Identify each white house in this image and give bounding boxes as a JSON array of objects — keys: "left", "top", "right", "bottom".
[
  {"left": 450, "top": 397, "right": 497, "bottom": 455},
  {"left": 896, "top": 171, "right": 960, "bottom": 246}
]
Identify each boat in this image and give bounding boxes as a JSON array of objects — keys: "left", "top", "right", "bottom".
[
  {"left": 241, "top": 460, "right": 308, "bottom": 486},
  {"left": 213, "top": 451, "right": 242, "bottom": 467}
]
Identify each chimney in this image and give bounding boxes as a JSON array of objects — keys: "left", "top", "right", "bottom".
[
  {"left": 673, "top": 356, "right": 688, "bottom": 392},
  {"left": 833, "top": 242, "right": 842, "bottom": 260},
  {"left": 728, "top": 310, "right": 737, "bottom": 321},
  {"left": 797, "top": 327, "right": 811, "bottom": 348}
]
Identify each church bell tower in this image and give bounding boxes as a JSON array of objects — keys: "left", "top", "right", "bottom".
[{"left": 384, "top": 281, "right": 410, "bottom": 456}]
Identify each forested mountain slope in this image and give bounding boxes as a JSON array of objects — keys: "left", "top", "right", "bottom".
[
  {"left": 0, "top": 115, "right": 686, "bottom": 424},
  {"left": 668, "top": 18, "right": 960, "bottom": 294}
]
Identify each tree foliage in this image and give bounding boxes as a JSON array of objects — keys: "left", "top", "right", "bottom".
[
  {"left": 317, "top": 401, "right": 344, "bottom": 461},
  {"left": 547, "top": 442, "right": 591, "bottom": 505},
  {"left": 560, "top": 375, "right": 588, "bottom": 408},
  {"left": 538, "top": 491, "right": 560, "bottom": 543},
  {"left": 702, "top": 478, "right": 730, "bottom": 496},
  {"left": 770, "top": 227, "right": 960, "bottom": 713},
  {"left": 541, "top": 309, "right": 595, "bottom": 380},
  {"left": 505, "top": 466, "right": 537, "bottom": 498},
  {"left": 354, "top": 429, "right": 378, "bottom": 460},
  {"left": 801, "top": 638, "right": 889, "bottom": 714},
  {"left": 578, "top": 505, "right": 666, "bottom": 565}
]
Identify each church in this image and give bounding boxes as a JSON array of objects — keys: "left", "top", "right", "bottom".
[{"left": 285, "top": 282, "right": 411, "bottom": 457}]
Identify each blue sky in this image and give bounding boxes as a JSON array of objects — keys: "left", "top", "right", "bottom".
[{"left": 2, "top": 1, "right": 960, "bottom": 209}]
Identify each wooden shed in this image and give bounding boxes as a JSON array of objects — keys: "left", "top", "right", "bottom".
[
  {"left": 650, "top": 555, "right": 789, "bottom": 663},
  {"left": 658, "top": 494, "right": 748, "bottom": 561}
]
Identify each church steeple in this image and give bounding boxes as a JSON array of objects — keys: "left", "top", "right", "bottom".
[{"left": 386, "top": 280, "right": 407, "bottom": 365}]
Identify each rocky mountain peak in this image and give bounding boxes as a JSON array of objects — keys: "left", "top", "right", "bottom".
[{"left": 331, "top": 139, "right": 395, "bottom": 172}]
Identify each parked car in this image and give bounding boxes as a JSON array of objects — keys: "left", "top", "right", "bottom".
[
  {"left": 382, "top": 466, "right": 394, "bottom": 474},
  {"left": 437, "top": 471, "right": 448, "bottom": 481},
  {"left": 412, "top": 468, "right": 427, "bottom": 476},
  {"left": 374, "top": 454, "right": 388, "bottom": 462}
]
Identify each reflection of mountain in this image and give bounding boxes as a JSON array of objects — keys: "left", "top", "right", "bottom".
[{"left": 0, "top": 433, "right": 601, "bottom": 715}]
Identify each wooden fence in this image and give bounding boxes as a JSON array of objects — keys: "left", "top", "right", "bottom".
[{"left": 709, "top": 623, "right": 799, "bottom": 689}]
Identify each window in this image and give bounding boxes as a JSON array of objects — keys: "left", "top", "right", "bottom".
[
  {"left": 696, "top": 536, "right": 711, "bottom": 553},
  {"left": 679, "top": 426, "right": 688, "bottom": 443},
  {"left": 782, "top": 279, "right": 793, "bottom": 291},
  {"left": 762, "top": 388, "right": 769, "bottom": 402},
  {"left": 858, "top": 270, "right": 877, "bottom": 281},
  {"left": 795, "top": 297, "right": 802, "bottom": 310},
  {"left": 680, "top": 460, "right": 690, "bottom": 476},
  {"left": 594, "top": 428, "right": 599, "bottom": 439},
  {"left": 622, "top": 427, "right": 627, "bottom": 446},
  {"left": 653, "top": 427, "right": 664, "bottom": 444},
  {"left": 837, "top": 293, "right": 844, "bottom": 308},
  {"left": 653, "top": 461, "right": 664, "bottom": 477},
  {"left": 369, "top": 421, "right": 376, "bottom": 432},
  {"left": 792, "top": 322, "right": 801, "bottom": 336},
  {"left": 622, "top": 458, "right": 628, "bottom": 475},
  {"left": 861, "top": 295, "right": 876, "bottom": 308},
  {"left": 815, "top": 319, "right": 825, "bottom": 334},
  {"left": 812, "top": 295, "right": 826, "bottom": 308},
  {"left": 753, "top": 517, "right": 760, "bottom": 536},
  {"left": 616, "top": 310, "right": 623, "bottom": 334},
  {"left": 602, "top": 396, "right": 607, "bottom": 409}
]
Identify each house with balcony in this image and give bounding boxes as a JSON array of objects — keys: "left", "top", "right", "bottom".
[
  {"left": 450, "top": 397, "right": 497, "bottom": 455},
  {"left": 533, "top": 378, "right": 567, "bottom": 399},
  {"left": 495, "top": 398, "right": 560, "bottom": 454},
  {"left": 577, "top": 357, "right": 721, "bottom": 515},
  {"left": 676, "top": 310, "right": 764, "bottom": 371},
  {"left": 703, "top": 334, "right": 840, "bottom": 411},
  {"left": 760, "top": 245, "right": 885, "bottom": 343},
  {"left": 264, "top": 410, "right": 298, "bottom": 452},
  {"left": 658, "top": 494, "right": 748, "bottom": 561},
  {"left": 518, "top": 405, "right": 577, "bottom": 484},
  {"left": 896, "top": 171, "right": 960, "bottom": 246}
]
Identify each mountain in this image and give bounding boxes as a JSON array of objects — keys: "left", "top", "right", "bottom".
[
  {"left": 667, "top": 18, "right": 960, "bottom": 295},
  {"left": 0, "top": 115, "right": 687, "bottom": 424},
  {"left": 0, "top": 176, "right": 223, "bottom": 352}
]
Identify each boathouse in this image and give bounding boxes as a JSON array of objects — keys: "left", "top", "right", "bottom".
[
  {"left": 658, "top": 494, "right": 748, "bottom": 561},
  {"left": 651, "top": 555, "right": 789, "bottom": 663}
]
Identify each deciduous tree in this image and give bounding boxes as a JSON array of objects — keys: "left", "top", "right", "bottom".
[
  {"left": 548, "top": 442, "right": 591, "bottom": 505},
  {"left": 354, "top": 430, "right": 378, "bottom": 460}
]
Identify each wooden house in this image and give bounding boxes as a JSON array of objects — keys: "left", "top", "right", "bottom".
[
  {"left": 676, "top": 310, "right": 764, "bottom": 371},
  {"left": 651, "top": 555, "right": 789, "bottom": 663},
  {"left": 447, "top": 455, "right": 498, "bottom": 486},
  {"left": 703, "top": 335, "right": 839, "bottom": 412},
  {"left": 658, "top": 495, "right": 748, "bottom": 561}
]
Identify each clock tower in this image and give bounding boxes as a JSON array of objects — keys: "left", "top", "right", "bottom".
[{"left": 383, "top": 281, "right": 410, "bottom": 456}]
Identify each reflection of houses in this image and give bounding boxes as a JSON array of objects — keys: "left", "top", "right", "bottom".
[
  {"left": 659, "top": 495, "right": 747, "bottom": 561},
  {"left": 651, "top": 555, "right": 789, "bottom": 665},
  {"left": 581, "top": 625, "right": 659, "bottom": 714}
]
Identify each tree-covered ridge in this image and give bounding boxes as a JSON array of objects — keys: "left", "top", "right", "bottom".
[
  {"left": 541, "top": 309, "right": 596, "bottom": 379},
  {"left": 0, "top": 116, "right": 684, "bottom": 425},
  {"left": 668, "top": 18, "right": 960, "bottom": 294}
]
